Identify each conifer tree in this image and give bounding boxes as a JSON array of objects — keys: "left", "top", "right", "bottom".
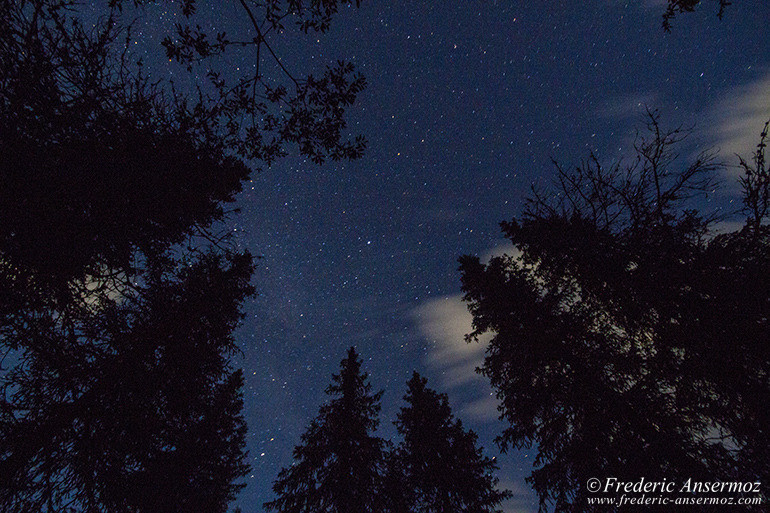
[
  {"left": 0, "top": 251, "right": 253, "bottom": 513},
  {"left": 264, "top": 347, "right": 387, "bottom": 513},
  {"left": 1, "top": 0, "right": 366, "bottom": 510},
  {"left": 459, "top": 115, "right": 769, "bottom": 511},
  {"left": 388, "top": 372, "right": 511, "bottom": 513}
]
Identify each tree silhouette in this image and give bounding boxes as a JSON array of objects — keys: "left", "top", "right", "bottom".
[
  {"left": 0, "top": 0, "right": 250, "bottom": 288},
  {"left": 1, "top": 250, "right": 253, "bottom": 512},
  {"left": 264, "top": 347, "right": 387, "bottom": 513},
  {"left": 386, "top": 372, "right": 511, "bottom": 513},
  {"left": 662, "top": 0, "right": 732, "bottom": 30},
  {"left": 459, "top": 113, "right": 769, "bottom": 512},
  {"left": 1, "top": 0, "right": 367, "bottom": 510},
  {"left": 158, "top": 0, "right": 368, "bottom": 168},
  {"left": 1, "top": 0, "right": 367, "bottom": 289}
]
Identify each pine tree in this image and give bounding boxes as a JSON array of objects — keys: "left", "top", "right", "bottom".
[
  {"left": 388, "top": 372, "right": 511, "bottom": 513},
  {"left": 264, "top": 347, "right": 387, "bottom": 513}
]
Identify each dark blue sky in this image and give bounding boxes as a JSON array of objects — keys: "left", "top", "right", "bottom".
[{"left": 131, "top": 2, "right": 769, "bottom": 511}]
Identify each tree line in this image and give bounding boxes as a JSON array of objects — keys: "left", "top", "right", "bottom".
[
  {"left": 262, "top": 347, "right": 511, "bottom": 513},
  {"left": 0, "top": 0, "right": 760, "bottom": 512}
]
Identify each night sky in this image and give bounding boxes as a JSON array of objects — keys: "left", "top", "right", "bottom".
[{"left": 128, "top": 2, "right": 770, "bottom": 511}]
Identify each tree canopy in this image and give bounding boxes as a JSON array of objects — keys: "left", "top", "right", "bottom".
[
  {"left": 0, "top": 0, "right": 250, "bottom": 287},
  {"left": 0, "top": 0, "right": 367, "bottom": 288},
  {"left": 157, "top": 0, "right": 367, "bottom": 168},
  {"left": 1, "top": 0, "right": 367, "bottom": 511},
  {"left": 662, "top": 0, "right": 733, "bottom": 30},
  {"left": 1, "top": 251, "right": 254, "bottom": 512},
  {"left": 459, "top": 114, "right": 769, "bottom": 512}
]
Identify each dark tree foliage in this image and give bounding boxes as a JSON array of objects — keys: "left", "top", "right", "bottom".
[
  {"left": 1, "top": 251, "right": 254, "bottom": 512},
  {"left": 1, "top": 0, "right": 367, "bottom": 510},
  {"left": 662, "top": 0, "right": 732, "bottom": 30},
  {"left": 1, "top": 0, "right": 367, "bottom": 288},
  {"left": 159, "top": 0, "right": 367, "bottom": 168},
  {"left": 264, "top": 347, "right": 387, "bottom": 513},
  {"left": 0, "top": 0, "right": 251, "bottom": 289},
  {"left": 386, "top": 372, "right": 511, "bottom": 513},
  {"left": 459, "top": 113, "right": 769, "bottom": 512}
]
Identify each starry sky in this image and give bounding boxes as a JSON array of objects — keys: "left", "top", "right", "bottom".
[{"left": 126, "top": 2, "right": 770, "bottom": 511}]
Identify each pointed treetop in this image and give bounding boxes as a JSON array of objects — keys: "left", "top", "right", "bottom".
[
  {"left": 264, "top": 347, "right": 386, "bottom": 513},
  {"left": 391, "top": 372, "right": 512, "bottom": 513}
]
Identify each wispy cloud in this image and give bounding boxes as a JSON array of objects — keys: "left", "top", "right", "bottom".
[
  {"left": 413, "top": 294, "right": 488, "bottom": 385},
  {"left": 596, "top": 91, "right": 660, "bottom": 120},
  {"left": 591, "top": 72, "right": 769, "bottom": 193},
  {"left": 412, "top": 292, "right": 503, "bottom": 422},
  {"left": 461, "top": 393, "right": 501, "bottom": 421},
  {"left": 411, "top": 244, "right": 515, "bottom": 422},
  {"left": 706, "top": 70, "right": 770, "bottom": 169}
]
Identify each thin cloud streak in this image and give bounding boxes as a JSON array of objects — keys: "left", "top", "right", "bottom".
[
  {"left": 596, "top": 91, "right": 660, "bottom": 120},
  {"left": 707, "top": 70, "right": 770, "bottom": 171},
  {"left": 413, "top": 294, "right": 489, "bottom": 385},
  {"left": 411, "top": 243, "right": 516, "bottom": 422}
]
